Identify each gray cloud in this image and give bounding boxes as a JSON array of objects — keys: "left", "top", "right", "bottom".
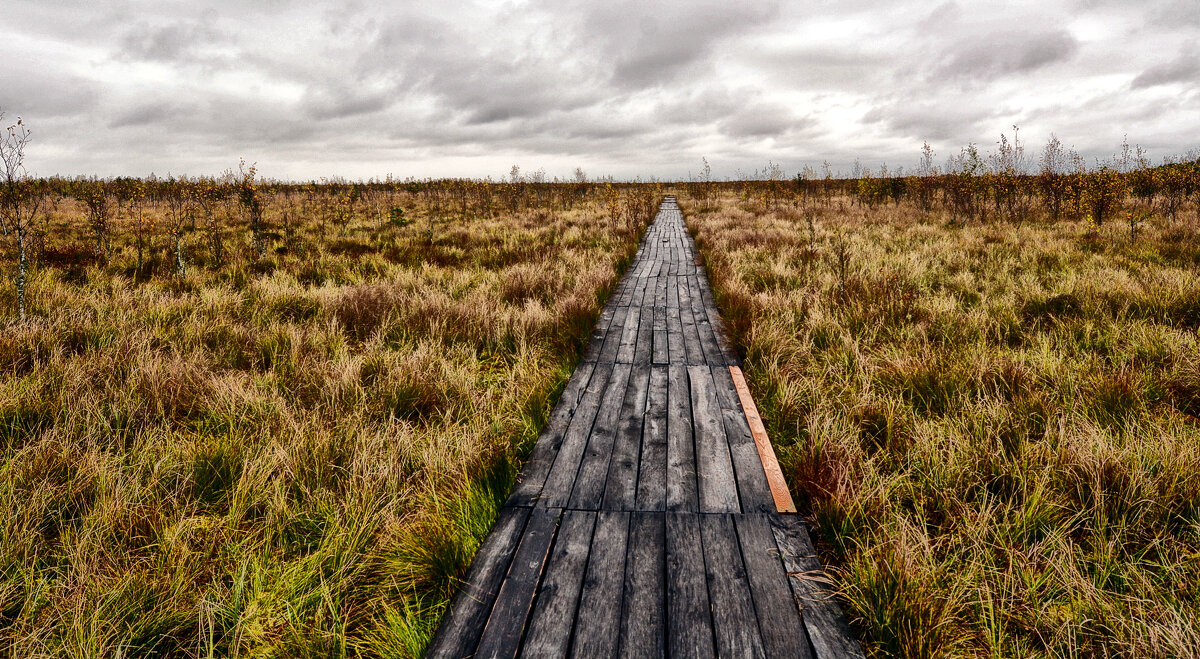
[
  {"left": 0, "top": 0, "right": 1196, "bottom": 180},
  {"left": 935, "top": 30, "right": 1079, "bottom": 79},
  {"left": 1131, "top": 47, "right": 1200, "bottom": 88}
]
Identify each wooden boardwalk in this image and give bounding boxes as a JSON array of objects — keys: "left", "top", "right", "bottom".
[{"left": 427, "top": 198, "right": 863, "bottom": 658}]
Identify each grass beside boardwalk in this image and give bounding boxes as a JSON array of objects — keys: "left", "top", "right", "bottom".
[
  {"left": 0, "top": 190, "right": 651, "bottom": 656},
  {"left": 685, "top": 192, "right": 1200, "bottom": 658}
]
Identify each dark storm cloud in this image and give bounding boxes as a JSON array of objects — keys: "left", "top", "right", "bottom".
[{"left": 1, "top": 0, "right": 1197, "bottom": 179}]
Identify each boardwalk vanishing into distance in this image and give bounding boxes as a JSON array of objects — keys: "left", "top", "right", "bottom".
[{"left": 427, "top": 198, "right": 863, "bottom": 658}]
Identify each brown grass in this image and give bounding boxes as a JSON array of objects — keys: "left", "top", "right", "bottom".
[
  {"left": 0, "top": 184, "right": 653, "bottom": 656},
  {"left": 685, "top": 189, "right": 1200, "bottom": 658}
]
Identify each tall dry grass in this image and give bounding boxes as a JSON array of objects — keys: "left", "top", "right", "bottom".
[
  {"left": 685, "top": 191, "right": 1200, "bottom": 658},
  {"left": 0, "top": 188, "right": 651, "bottom": 656}
]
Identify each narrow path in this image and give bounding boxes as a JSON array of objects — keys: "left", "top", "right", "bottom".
[{"left": 427, "top": 197, "right": 862, "bottom": 658}]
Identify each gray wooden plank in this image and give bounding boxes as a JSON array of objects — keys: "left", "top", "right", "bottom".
[
  {"left": 666, "top": 305, "right": 685, "bottom": 365},
  {"left": 582, "top": 306, "right": 616, "bottom": 363},
  {"left": 568, "top": 363, "right": 634, "bottom": 510},
  {"left": 771, "top": 516, "right": 865, "bottom": 659},
  {"left": 475, "top": 507, "right": 561, "bottom": 659},
  {"left": 425, "top": 507, "right": 530, "bottom": 658},
  {"left": 665, "top": 363, "right": 698, "bottom": 512},
  {"left": 540, "top": 363, "right": 614, "bottom": 508},
  {"left": 677, "top": 283, "right": 707, "bottom": 366},
  {"left": 602, "top": 364, "right": 651, "bottom": 511},
  {"left": 688, "top": 276, "right": 726, "bottom": 366},
  {"left": 572, "top": 511, "right": 631, "bottom": 658},
  {"left": 619, "top": 512, "right": 666, "bottom": 658},
  {"left": 633, "top": 301, "right": 654, "bottom": 365},
  {"left": 596, "top": 306, "right": 629, "bottom": 364},
  {"left": 522, "top": 511, "right": 597, "bottom": 658},
  {"left": 688, "top": 365, "right": 740, "bottom": 514},
  {"left": 652, "top": 305, "right": 669, "bottom": 365},
  {"left": 636, "top": 366, "right": 669, "bottom": 512},
  {"left": 615, "top": 306, "right": 642, "bottom": 364},
  {"left": 735, "top": 514, "right": 814, "bottom": 659},
  {"left": 709, "top": 363, "right": 741, "bottom": 412},
  {"left": 700, "top": 514, "right": 767, "bottom": 658},
  {"left": 665, "top": 512, "right": 715, "bottom": 659},
  {"left": 507, "top": 362, "right": 598, "bottom": 507},
  {"left": 709, "top": 307, "right": 741, "bottom": 366},
  {"left": 723, "top": 408, "right": 777, "bottom": 514}
]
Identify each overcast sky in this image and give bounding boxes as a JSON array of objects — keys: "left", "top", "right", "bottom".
[{"left": 2, "top": 0, "right": 1197, "bottom": 181}]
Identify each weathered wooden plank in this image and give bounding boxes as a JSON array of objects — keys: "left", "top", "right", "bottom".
[
  {"left": 688, "top": 365, "right": 740, "bottom": 513},
  {"left": 582, "top": 306, "right": 616, "bottom": 363},
  {"left": 654, "top": 269, "right": 668, "bottom": 308},
  {"left": 729, "top": 365, "right": 797, "bottom": 514},
  {"left": 710, "top": 310, "right": 741, "bottom": 366},
  {"left": 665, "top": 363, "right": 698, "bottom": 512},
  {"left": 425, "top": 507, "right": 530, "bottom": 658},
  {"left": 615, "top": 307, "right": 642, "bottom": 364},
  {"left": 700, "top": 513, "right": 767, "bottom": 657},
  {"left": 475, "top": 507, "right": 560, "bottom": 659},
  {"left": 508, "top": 362, "right": 598, "bottom": 507},
  {"left": 596, "top": 306, "right": 629, "bottom": 364},
  {"left": 677, "top": 284, "right": 707, "bottom": 366},
  {"left": 665, "top": 512, "right": 715, "bottom": 658},
  {"left": 771, "top": 516, "right": 865, "bottom": 659},
  {"left": 709, "top": 363, "right": 741, "bottom": 411},
  {"left": 615, "top": 272, "right": 637, "bottom": 307},
  {"left": 572, "top": 511, "right": 630, "bottom": 658},
  {"left": 619, "top": 512, "right": 666, "bottom": 658},
  {"left": 666, "top": 274, "right": 680, "bottom": 309},
  {"left": 665, "top": 306, "right": 685, "bottom": 365},
  {"left": 522, "top": 511, "right": 597, "bottom": 657},
  {"left": 688, "top": 276, "right": 726, "bottom": 366},
  {"left": 633, "top": 273, "right": 652, "bottom": 307},
  {"left": 723, "top": 408, "right": 777, "bottom": 514},
  {"left": 636, "top": 366, "right": 669, "bottom": 512},
  {"left": 633, "top": 301, "right": 654, "bottom": 365},
  {"left": 651, "top": 305, "right": 669, "bottom": 365},
  {"left": 568, "top": 363, "right": 634, "bottom": 510},
  {"left": 602, "top": 364, "right": 651, "bottom": 511},
  {"left": 735, "top": 514, "right": 814, "bottom": 659},
  {"left": 540, "top": 363, "right": 615, "bottom": 508}
]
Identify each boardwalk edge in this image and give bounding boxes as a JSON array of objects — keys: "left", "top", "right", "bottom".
[{"left": 728, "top": 365, "right": 798, "bottom": 514}]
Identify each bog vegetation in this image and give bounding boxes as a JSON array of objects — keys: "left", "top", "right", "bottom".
[
  {"left": 684, "top": 134, "right": 1200, "bottom": 657},
  {"left": 5, "top": 112, "right": 1200, "bottom": 658},
  {"left": 0, "top": 119, "right": 658, "bottom": 656}
]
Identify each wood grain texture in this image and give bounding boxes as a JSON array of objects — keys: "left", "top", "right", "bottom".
[
  {"left": 666, "top": 511, "right": 715, "bottom": 659},
  {"left": 474, "top": 507, "right": 560, "bottom": 659},
  {"left": 729, "top": 365, "right": 798, "bottom": 514},
  {"left": 571, "top": 511, "right": 630, "bottom": 658},
  {"left": 425, "top": 507, "right": 530, "bottom": 658},
  {"left": 619, "top": 512, "right": 666, "bottom": 658},
  {"left": 522, "top": 511, "right": 597, "bottom": 657},
  {"left": 771, "top": 515, "right": 865, "bottom": 659}
]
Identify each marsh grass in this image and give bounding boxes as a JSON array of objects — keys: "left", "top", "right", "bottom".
[
  {"left": 0, "top": 188, "right": 649, "bottom": 656},
  {"left": 686, "top": 192, "right": 1200, "bottom": 658}
]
